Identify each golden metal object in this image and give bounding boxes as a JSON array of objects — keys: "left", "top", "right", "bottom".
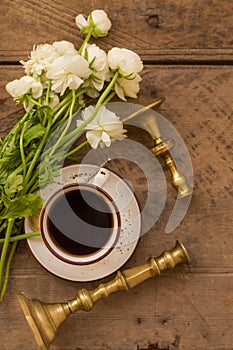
[
  {"left": 151, "top": 136, "right": 192, "bottom": 198},
  {"left": 140, "top": 108, "right": 192, "bottom": 198},
  {"left": 121, "top": 97, "right": 166, "bottom": 123},
  {"left": 120, "top": 98, "right": 192, "bottom": 198},
  {"left": 18, "top": 240, "right": 190, "bottom": 350}
]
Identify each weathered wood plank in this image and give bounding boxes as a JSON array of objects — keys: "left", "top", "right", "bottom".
[
  {"left": 1, "top": 65, "right": 232, "bottom": 204},
  {"left": 1, "top": 0, "right": 233, "bottom": 62},
  {"left": 1, "top": 274, "right": 233, "bottom": 350}
]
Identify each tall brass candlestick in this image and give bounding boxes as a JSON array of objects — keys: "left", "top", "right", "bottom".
[{"left": 18, "top": 240, "right": 190, "bottom": 350}]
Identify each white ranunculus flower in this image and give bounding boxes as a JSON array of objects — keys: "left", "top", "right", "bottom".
[
  {"left": 76, "top": 105, "right": 127, "bottom": 149},
  {"left": 83, "top": 44, "right": 107, "bottom": 72},
  {"left": 6, "top": 76, "right": 43, "bottom": 100},
  {"left": 82, "top": 44, "right": 109, "bottom": 94},
  {"left": 115, "top": 74, "right": 142, "bottom": 101},
  {"left": 52, "top": 40, "right": 77, "bottom": 56},
  {"left": 46, "top": 54, "right": 91, "bottom": 95},
  {"left": 6, "top": 77, "right": 31, "bottom": 99},
  {"left": 108, "top": 48, "right": 143, "bottom": 77},
  {"left": 20, "top": 44, "right": 58, "bottom": 77},
  {"left": 90, "top": 10, "right": 111, "bottom": 37},
  {"left": 76, "top": 9, "right": 111, "bottom": 37}
]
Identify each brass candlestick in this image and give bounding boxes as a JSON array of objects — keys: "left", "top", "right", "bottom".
[
  {"left": 141, "top": 113, "right": 192, "bottom": 198},
  {"left": 18, "top": 240, "right": 190, "bottom": 350},
  {"left": 152, "top": 137, "right": 192, "bottom": 198},
  {"left": 121, "top": 98, "right": 192, "bottom": 199}
]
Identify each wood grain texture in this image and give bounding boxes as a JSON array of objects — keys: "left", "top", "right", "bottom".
[
  {"left": 1, "top": 0, "right": 233, "bottom": 62},
  {"left": 0, "top": 64, "right": 233, "bottom": 349},
  {"left": 1, "top": 1, "right": 233, "bottom": 349}
]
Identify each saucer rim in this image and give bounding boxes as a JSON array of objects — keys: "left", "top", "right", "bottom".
[{"left": 24, "top": 164, "right": 141, "bottom": 282}]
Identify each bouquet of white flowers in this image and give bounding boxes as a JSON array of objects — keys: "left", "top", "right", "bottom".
[{"left": 0, "top": 9, "right": 143, "bottom": 300}]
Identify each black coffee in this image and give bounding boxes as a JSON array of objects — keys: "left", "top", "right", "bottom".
[{"left": 47, "top": 187, "right": 113, "bottom": 256}]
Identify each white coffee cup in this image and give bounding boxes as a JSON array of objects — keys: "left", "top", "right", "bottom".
[{"left": 39, "top": 169, "right": 121, "bottom": 265}]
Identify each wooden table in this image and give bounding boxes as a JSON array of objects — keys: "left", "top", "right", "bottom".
[{"left": 0, "top": 1, "right": 233, "bottom": 349}]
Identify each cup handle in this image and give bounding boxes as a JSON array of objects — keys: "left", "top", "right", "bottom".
[{"left": 92, "top": 168, "right": 110, "bottom": 188}]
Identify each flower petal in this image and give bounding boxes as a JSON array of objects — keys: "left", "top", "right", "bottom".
[
  {"left": 86, "top": 130, "right": 101, "bottom": 149},
  {"left": 101, "top": 131, "right": 111, "bottom": 146},
  {"left": 75, "top": 14, "right": 88, "bottom": 30},
  {"left": 115, "top": 82, "right": 126, "bottom": 101}
]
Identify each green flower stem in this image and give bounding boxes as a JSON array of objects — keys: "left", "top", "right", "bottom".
[
  {"left": 59, "top": 71, "right": 119, "bottom": 147},
  {"left": 51, "top": 99, "right": 81, "bottom": 131},
  {"left": 96, "top": 71, "right": 119, "bottom": 106},
  {"left": 37, "top": 83, "right": 43, "bottom": 124},
  {"left": 0, "top": 112, "right": 30, "bottom": 157},
  {"left": 0, "top": 220, "right": 8, "bottom": 233},
  {"left": 28, "top": 138, "right": 88, "bottom": 194},
  {"left": 103, "top": 91, "right": 116, "bottom": 105},
  {"left": 45, "top": 81, "right": 51, "bottom": 105},
  {"left": 22, "top": 118, "right": 52, "bottom": 193},
  {"left": 51, "top": 100, "right": 71, "bottom": 125},
  {"left": 0, "top": 218, "right": 15, "bottom": 290},
  {"left": 0, "top": 231, "right": 40, "bottom": 244},
  {"left": 78, "top": 28, "right": 94, "bottom": 55},
  {"left": 25, "top": 170, "right": 39, "bottom": 193},
  {"left": 52, "top": 92, "right": 72, "bottom": 114},
  {"left": 45, "top": 72, "right": 118, "bottom": 157},
  {"left": 49, "top": 90, "right": 76, "bottom": 157},
  {"left": 28, "top": 133, "right": 85, "bottom": 193},
  {"left": 51, "top": 88, "right": 87, "bottom": 127},
  {"left": 0, "top": 240, "right": 18, "bottom": 301},
  {"left": 66, "top": 140, "right": 88, "bottom": 157},
  {"left": 9, "top": 151, "right": 34, "bottom": 180},
  {"left": 48, "top": 106, "right": 82, "bottom": 154},
  {"left": 26, "top": 97, "right": 81, "bottom": 191},
  {"left": 19, "top": 122, "right": 28, "bottom": 178},
  {"left": 27, "top": 96, "right": 43, "bottom": 108},
  {"left": 37, "top": 110, "right": 43, "bottom": 125}
]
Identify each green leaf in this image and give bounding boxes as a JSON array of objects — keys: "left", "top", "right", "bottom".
[
  {"left": 0, "top": 193, "right": 43, "bottom": 219},
  {"left": 90, "top": 73, "right": 101, "bottom": 82},
  {"left": 4, "top": 174, "right": 23, "bottom": 198},
  {"left": 84, "top": 47, "right": 89, "bottom": 61},
  {"left": 0, "top": 141, "right": 21, "bottom": 173},
  {"left": 23, "top": 124, "right": 46, "bottom": 147},
  {"left": 1, "top": 192, "right": 12, "bottom": 209},
  {"left": 37, "top": 105, "right": 53, "bottom": 119},
  {"left": 0, "top": 149, "right": 20, "bottom": 166},
  {"left": 0, "top": 185, "right": 3, "bottom": 203},
  {"left": 89, "top": 56, "right": 96, "bottom": 69},
  {"left": 39, "top": 158, "right": 60, "bottom": 188}
]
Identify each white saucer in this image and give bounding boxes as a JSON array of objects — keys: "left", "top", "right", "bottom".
[{"left": 24, "top": 164, "right": 141, "bottom": 281}]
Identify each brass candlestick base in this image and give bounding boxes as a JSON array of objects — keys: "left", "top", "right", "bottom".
[{"left": 18, "top": 240, "right": 190, "bottom": 350}]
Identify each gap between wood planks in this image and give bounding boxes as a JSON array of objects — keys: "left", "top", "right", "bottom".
[{"left": 1, "top": 60, "right": 233, "bottom": 66}]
